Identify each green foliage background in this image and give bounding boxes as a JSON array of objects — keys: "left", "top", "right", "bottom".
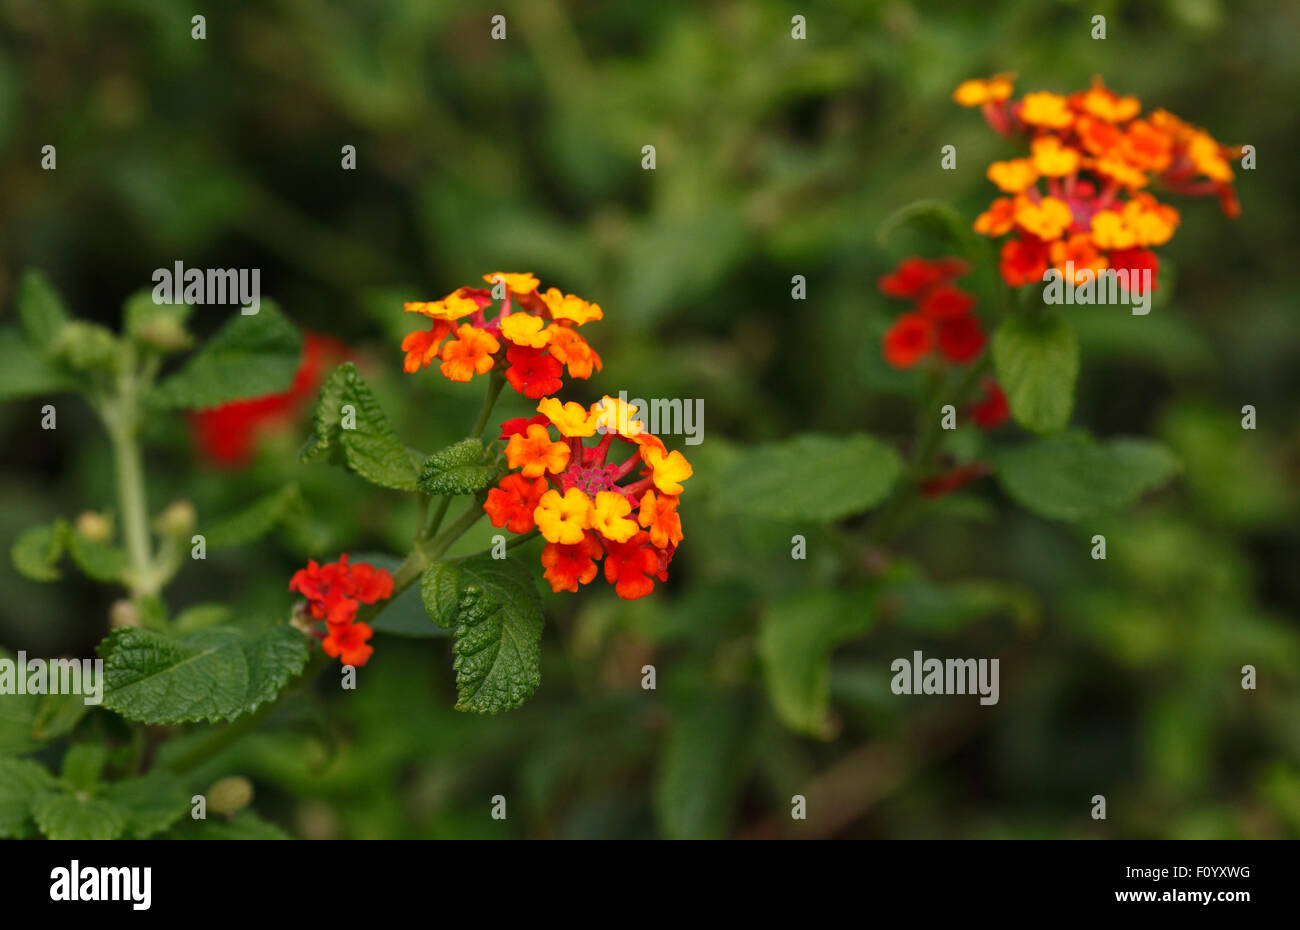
[{"left": 1, "top": 0, "right": 1298, "bottom": 838}]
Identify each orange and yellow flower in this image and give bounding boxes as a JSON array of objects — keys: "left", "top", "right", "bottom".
[
  {"left": 483, "top": 397, "right": 690, "bottom": 599},
  {"left": 954, "top": 74, "right": 1240, "bottom": 287},
  {"left": 399, "top": 274, "right": 605, "bottom": 395}
]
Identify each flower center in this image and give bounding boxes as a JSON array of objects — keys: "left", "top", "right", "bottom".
[{"left": 563, "top": 464, "right": 618, "bottom": 497}]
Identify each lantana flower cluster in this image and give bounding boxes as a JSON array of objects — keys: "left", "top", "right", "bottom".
[
  {"left": 879, "top": 257, "right": 986, "bottom": 368},
  {"left": 953, "top": 74, "right": 1241, "bottom": 288},
  {"left": 485, "top": 396, "right": 693, "bottom": 599},
  {"left": 289, "top": 554, "right": 394, "bottom": 667},
  {"left": 400, "top": 272, "right": 602, "bottom": 398}
]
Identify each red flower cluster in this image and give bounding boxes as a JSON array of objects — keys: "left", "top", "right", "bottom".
[
  {"left": 288, "top": 554, "right": 394, "bottom": 667},
  {"left": 191, "top": 332, "right": 345, "bottom": 466},
  {"left": 879, "top": 258, "right": 987, "bottom": 368},
  {"left": 969, "top": 379, "right": 1010, "bottom": 429}
]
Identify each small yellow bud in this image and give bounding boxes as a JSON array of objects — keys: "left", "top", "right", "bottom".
[
  {"left": 207, "top": 776, "right": 254, "bottom": 815},
  {"left": 75, "top": 511, "right": 113, "bottom": 543}
]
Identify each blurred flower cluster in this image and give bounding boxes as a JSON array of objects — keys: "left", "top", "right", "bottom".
[
  {"left": 401, "top": 272, "right": 602, "bottom": 397},
  {"left": 955, "top": 75, "right": 1241, "bottom": 288}
]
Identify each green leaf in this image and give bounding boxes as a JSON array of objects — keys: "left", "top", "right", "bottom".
[
  {"left": 299, "top": 362, "right": 420, "bottom": 491},
  {"left": 172, "top": 809, "right": 290, "bottom": 840},
  {"left": 992, "top": 309, "right": 1079, "bottom": 434},
  {"left": 420, "top": 561, "right": 463, "bottom": 630},
  {"left": 0, "top": 329, "right": 80, "bottom": 399},
  {"left": 715, "top": 433, "right": 901, "bottom": 522},
  {"left": 994, "top": 430, "right": 1181, "bottom": 523},
  {"left": 61, "top": 743, "right": 107, "bottom": 792},
  {"left": 202, "top": 483, "right": 303, "bottom": 550},
  {"left": 0, "top": 757, "right": 58, "bottom": 838},
  {"left": 451, "top": 557, "right": 543, "bottom": 714},
  {"left": 418, "top": 438, "right": 502, "bottom": 496},
  {"left": 877, "top": 198, "right": 981, "bottom": 258},
  {"left": 0, "top": 649, "right": 42, "bottom": 755},
  {"left": 16, "top": 269, "right": 71, "bottom": 349},
  {"left": 103, "top": 771, "right": 191, "bottom": 838},
  {"left": 173, "top": 603, "right": 232, "bottom": 633},
  {"left": 759, "top": 590, "right": 876, "bottom": 736},
  {"left": 33, "top": 792, "right": 128, "bottom": 840},
  {"left": 655, "top": 692, "right": 752, "bottom": 840},
  {"left": 11, "top": 520, "right": 67, "bottom": 582},
  {"left": 31, "top": 692, "right": 91, "bottom": 741},
  {"left": 98, "top": 625, "right": 309, "bottom": 725},
  {"left": 66, "top": 531, "right": 127, "bottom": 582},
  {"left": 150, "top": 300, "right": 301, "bottom": 409}
]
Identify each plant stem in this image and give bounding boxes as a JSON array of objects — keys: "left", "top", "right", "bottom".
[
  {"left": 424, "top": 495, "right": 451, "bottom": 539},
  {"left": 108, "top": 420, "right": 152, "bottom": 590},
  {"left": 450, "top": 528, "right": 540, "bottom": 562},
  {"left": 470, "top": 371, "right": 506, "bottom": 440},
  {"left": 98, "top": 363, "right": 157, "bottom": 596},
  {"left": 867, "top": 354, "right": 993, "bottom": 545},
  {"left": 426, "top": 497, "right": 489, "bottom": 561}
]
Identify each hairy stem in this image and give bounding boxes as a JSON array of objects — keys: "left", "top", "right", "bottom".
[{"left": 98, "top": 361, "right": 156, "bottom": 595}]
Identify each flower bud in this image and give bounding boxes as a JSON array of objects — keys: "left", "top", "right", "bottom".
[
  {"left": 109, "top": 599, "right": 140, "bottom": 629},
  {"left": 50, "top": 321, "right": 123, "bottom": 373},
  {"left": 135, "top": 314, "right": 192, "bottom": 353},
  {"left": 154, "top": 499, "right": 196, "bottom": 538},
  {"left": 207, "top": 776, "right": 254, "bottom": 815},
  {"left": 75, "top": 511, "right": 113, "bottom": 543}
]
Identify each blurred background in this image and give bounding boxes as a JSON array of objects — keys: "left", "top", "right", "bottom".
[{"left": 1, "top": 0, "right": 1297, "bottom": 838}]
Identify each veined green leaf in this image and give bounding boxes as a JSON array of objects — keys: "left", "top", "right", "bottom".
[
  {"left": 150, "top": 300, "right": 301, "bottom": 409},
  {"left": 419, "top": 438, "right": 502, "bottom": 496},
  {"left": 103, "top": 771, "right": 191, "bottom": 839},
  {"left": 98, "top": 625, "right": 309, "bottom": 725},
  {"left": 421, "top": 561, "right": 463, "bottom": 630},
  {"left": 32, "top": 792, "right": 128, "bottom": 841},
  {"left": 299, "top": 362, "right": 419, "bottom": 491},
  {"left": 451, "top": 557, "right": 543, "bottom": 714},
  {"left": 0, "top": 757, "right": 58, "bottom": 838}
]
